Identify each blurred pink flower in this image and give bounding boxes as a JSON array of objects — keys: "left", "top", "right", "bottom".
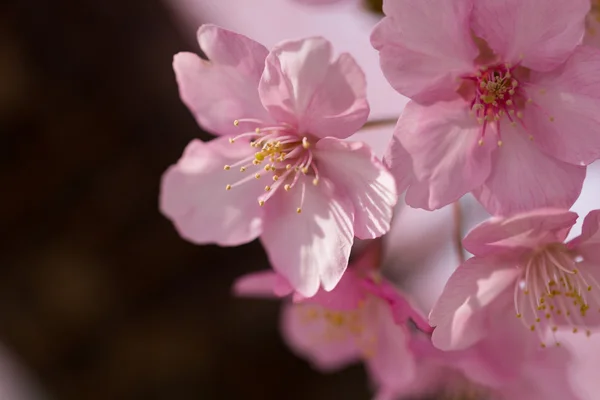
[
  {"left": 234, "top": 242, "right": 431, "bottom": 398},
  {"left": 161, "top": 25, "right": 397, "bottom": 297},
  {"left": 373, "top": 0, "right": 600, "bottom": 215},
  {"left": 430, "top": 208, "right": 600, "bottom": 352}
]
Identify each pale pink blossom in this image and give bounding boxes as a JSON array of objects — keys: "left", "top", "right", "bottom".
[
  {"left": 160, "top": 25, "right": 397, "bottom": 297},
  {"left": 234, "top": 243, "right": 431, "bottom": 398},
  {"left": 372, "top": 0, "right": 600, "bottom": 215},
  {"left": 430, "top": 208, "right": 600, "bottom": 352}
]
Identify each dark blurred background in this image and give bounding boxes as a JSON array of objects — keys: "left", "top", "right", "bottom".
[{"left": 0, "top": 0, "right": 375, "bottom": 398}]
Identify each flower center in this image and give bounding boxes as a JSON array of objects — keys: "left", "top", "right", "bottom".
[
  {"left": 223, "top": 119, "right": 320, "bottom": 213},
  {"left": 461, "top": 63, "right": 532, "bottom": 146},
  {"left": 297, "top": 299, "right": 378, "bottom": 359},
  {"left": 590, "top": 0, "right": 600, "bottom": 29},
  {"left": 514, "top": 243, "right": 600, "bottom": 347}
]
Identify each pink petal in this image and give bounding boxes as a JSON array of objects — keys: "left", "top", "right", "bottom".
[
  {"left": 365, "top": 305, "right": 416, "bottom": 394},
  {"left": 160, "top": 138, "right": 265, "bottom": 246},
  {"left": 463, "top": 209, "right": 578, "bottom": 258},
  {"left": 524, "top": 46, "right": 600, "bottom": 165},
  {"left": 473, "top": 127, "right": 586, "bottom": 216},
  {"left": 304, "top": 269, "right": 367, "bottom": 311},
  {"left": 261, "top": 180, "right": 355, "bottom": 297},
  {"left": 173, "top": 25, "right": 272, "bottom": 136},
  {"left": 430, "top": 257, "right": 521, "bottom": 351},
  {"left": 371, "top": 0, "right": 478, "bottom": 104},
  {"left": 232, "top": 270, "right": 294, "bottom": 298},
  {"left": 472, "top": 0, "right": 589, "bottom": 71},
  {"left": 570, "top": 209, "right": 600, "bottom": 264},
  {"left": 382, "top": 133, "right": 415, "bottom": 197},
  {"left": 260, "top": 38, "right": 369, "bottom": 139},
  {"left": 363, "top": 278, "right": 433, "bottom": 334},
  {"left": 314, "top": 138, "right": 397, "bottom": 239},
  {"left": 280, "top": 303, "right": 361, "bottom": 371},
  {"left": 395, "top": 100, "right": 495, "bottom": 210}
]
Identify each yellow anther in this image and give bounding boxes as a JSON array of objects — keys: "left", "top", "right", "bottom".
[
  {"left": 255, "top": 127, "right": 260, "bottom": 133},
  {"left": 240, "top": 166, "right": 247, "bottom": 172},
  {"left": 312, "top": 178, "right": 319, "bottom": 186},
  {"left": 296, "top": 208, "right": 302, "bottom": 214},
  {"left": 265, "top": 185, "right": 271, "bottom": 192},
  {"left": 549, "top": 116, "right": 555, "bottom": 122},
  {"left": 529, "top": 135, "right": 534, "bottom": 141},
  {"left": 517, "top": 111, "right": 524, "bottom": 119},
  {"left": 229, "top": 138, "right": 235, "bottom": 143},
  {"left": 497, "top": 140, "right": 503, "bottom": 147},
  {"left": 573, "top": 328, "right": 579, "bottom": 333},
  {"left": 233, "top": 120, "right": 240, "bottom": 126},
  {"left": 302, "top": 137, "right": 310, "bottom": 149},
  {"left": 506, "top": 99, "right": 513, "bottom": 106},
  {"left": 516, "top": 313, "right": 522, "bottom": 318},
  {"left": 225, "top": 184, "right": 232, "bottom": 191},
  {"left": 252, "top": 159, "right": 260, "bottom": 165},
  {"left": 286, "top": 164, "right": 292, "bottom": 170},
  {"left": 273, "top": 175, "right": 279, "bottom": 181},
  {"left": 540, "top": 343, "right": 546, "bottom": 348},
  {"left": 224, "top": 165, "right": 231, "bottom": 171},
  {"left": 512, "top": 80, "right": 518, "bottom": 87},
  {"left": 284, "top": 184, "right": 291, "bottom": 191},
  {"left": 527, "top": 98, "right": 533, "bottom": 103},
  {"left": 552, "top": 326, "right": 558, "bottom": 332},
  {"left": 258, "top": 199, "right": 265, "bottom": 206},
  {"left": 301, "top": 167, "right": 309, "bottom": 174},
  {"left": 264, "top": 164, "right": 271, "bottom": 171},
  {"left": 255, "top": 173, "right": 261, "bottom": 179}
]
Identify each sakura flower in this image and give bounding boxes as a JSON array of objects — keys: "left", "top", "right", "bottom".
[
  {"left": 372, "top": 0, "right": 600, "bottom": 215},
  {"left": 430, "top": 208, "right": 600, "bottom": 352},
  {"left": 233, "top": 242, "right": 431, "bottom": 398},
  {"left": 160, "top": 25, "right": 397, "bottom": 297}
]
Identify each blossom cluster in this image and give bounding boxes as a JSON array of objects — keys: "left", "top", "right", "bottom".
[{"left": 160, "top": 0, "right": 600, "bottom": 398}]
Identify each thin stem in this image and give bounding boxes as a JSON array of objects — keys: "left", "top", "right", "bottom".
[
  {"left": 361, "top": 117, "right": 399, "bottom": 130},
  {"left": 453, "top": 201, "right": 465, "bottom": 264}
]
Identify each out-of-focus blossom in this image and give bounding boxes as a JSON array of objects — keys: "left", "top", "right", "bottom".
[
  {"left": 234, "top": 242, "right": 431, "bottom": 398},
  {"left": 373, "top": 0, "right": 600, "bottom": 216},
  {"left": 431, "top": 208, "right": 600, "bottom": 352},
  {"left": 161, "top": 25, "right": 397, "bottom": 297}
]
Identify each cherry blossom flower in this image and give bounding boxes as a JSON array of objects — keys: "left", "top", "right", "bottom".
[
  {"left": 160, "top": 25, "right": 397, "bottom": 297},
  {"left": 372, "top": 0, "right": 600, "bottom": 215},
  {"left": 430, "top": 208, "right": 600, "bottom": 353},
  {"left": 233, "top": 242, "right": 431, "bottom": 398}
]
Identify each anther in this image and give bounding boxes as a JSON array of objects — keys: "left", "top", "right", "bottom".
[
  {"left": 225, "top": 184, "right": 232, "bottom": 191},
  {"left": 265, "top": 186, "right": 271, "bottom": 192},
  {"left": 258, "top": 200, "right": 265, "bottom": 206},
  {"left": 312, "top": 178, "right": 319, "bottom": 186},
  {"left": 301, "top": 167, "right": 308, "bottom": 174},
  {"left": 286, "top": 164, "right": 292, "bottom": 170},
  {"left": 233, "top": 120, "right": 240, "bottom": 126},
  {"left": 224, "top": 165, "right": 231, "bottom": 171},
  {"left": 296, "top": 208, "right": 302, "bottom": 214},
  {"left": 478, "top": 139, "right": 484, "bottom": 146},
  {"left": 517, "top": 111, "right": 523, "bottom": 119},
  {"left": 240, "top": 166, "right": 247, "bottom": 172},
  {"left": 255, "top": 173, "right": 261, "bottom": 179},
  {"left": 549, "top": 116, "right": 555, "bottom": 122},
  {"left": 284, "top": 184, "right": 291, "bottom": 191},
  {"left": 506, "top": 99, "right": 513, "bottom": 106},
  {"left": 497, "top": 140, "right": 503, "bottom": 147},
  {"left": 229, "top": 138, "right": 235, "bottom": 144},
  {"left": 273, "top": 175, "right": 279, "bottom": 181},
  {"left": 302, "top": 137, "right": 310, "bottom": 149},
  {"left": 255, "top": 127, "right": 260, "bottom": 133}
]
